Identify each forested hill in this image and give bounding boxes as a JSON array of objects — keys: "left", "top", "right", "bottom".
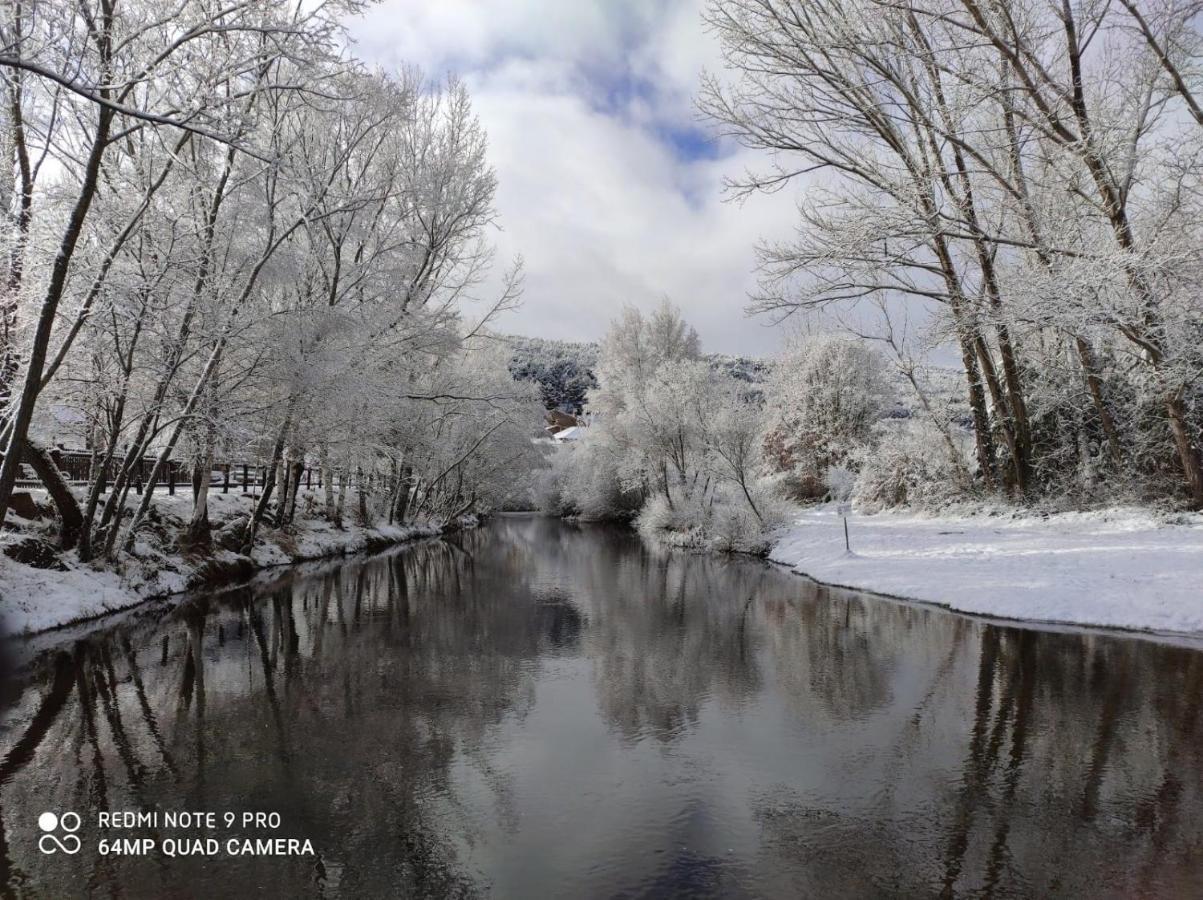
[
  {"left": 505, "top": 335, "right": 771, "bottom": 412},
  {"left": 504, "top": 334, "right": 969, "bottom": 425}
]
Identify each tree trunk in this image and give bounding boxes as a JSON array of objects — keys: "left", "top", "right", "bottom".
[
  {"left": 958, "top": 326, "right": 997, "bottom": 491},
  {"left": 738, "top": 476, "right": 763, "bottom": 524},
  {"left": 0, "top": 106, "right": 113, "bottom": 529},
  {"left": 1166, "top": 388, "right": 1203, "bottom": 509},
  {"left": 285, "top": 459, "right": 304, "bottom": 526},
  {"left": 241, "top": 420, "right": 290, "bottom": 554},
  {"left": 973, "top": 335, "right": 1024, "bottom": 495},
  {"left": 356, "top": 466, "right": 370, "bottom": 526},
  {"left": 320, "top": 444, "right": 336, "bottom": 522},
  {"left": 273, "top": 449, "right": 291, "bottom": 527},
  {"left": 1073, "top": 336, "right": 1123, "bottom": 470},
  {"left": 185, "top": 441, "right": 215, "bottom": 548},
  {"left": 22, "top": 442, "right": 83, "bottom": 550},
  {"left": 334, "top": 465, "right": 347, "bottom": 528},
  {"left": 394, "top": 465, "right": 413, "bottom": 524},
  {"left": 79, "top": 417, "right": 126, "bottom": 561}
]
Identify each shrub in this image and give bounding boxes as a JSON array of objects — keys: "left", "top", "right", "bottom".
[
  {"left": 536, "top": 438, "right": 641, "bottom": 521},
  {"left": 852, "top": 421, "right": 970, "bottom": 512},
  {"left": 635, "top": 482, "right": 784, "bottom": 555}
]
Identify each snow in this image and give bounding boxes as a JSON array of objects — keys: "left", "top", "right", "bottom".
[
  {"left": 0, "top": 561, "right": 136, "bottom": 636},
  {"left": 769, "top": 506, "right": 1203, "bottom": 635},
  {"left": 0, "top": 488, "right": 448, "bottom": 636}
]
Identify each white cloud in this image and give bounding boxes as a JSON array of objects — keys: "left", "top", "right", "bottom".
[{"left": 345, "top": 0, "right": 800, "bottom": 356}]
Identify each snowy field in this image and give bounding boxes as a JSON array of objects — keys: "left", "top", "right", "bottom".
[{"left": 770, "top": 507, "right": 1203, "bottom": 635}]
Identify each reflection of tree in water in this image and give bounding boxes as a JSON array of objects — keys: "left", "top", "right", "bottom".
[
  {"left": 754, "top": 616, "right": 1203, "bottom": 897},
  {"left": 758, "top": 585, "right": 931, "bottom": 728},
  {"left": 0, "top": 539, "right": 558, "bottom": 897},
  {"left": 497, "top": 521, "right": 768, "bottom": 743},
  {"left": 804, "top": 588, "right": 898, "bottom": 720},
  {"left": 3, "top": 521, "right": 1203, "bottom": 897},
  {"left": 531, "top": 595, "right": 583, "bottom": 651}
]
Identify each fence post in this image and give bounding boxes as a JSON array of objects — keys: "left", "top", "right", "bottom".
[
  {"left": 242, "top": 464, "right": 248, "bottom": 493},
  {"left": 223, "top": 465, "right": 230, "bottom": 494},
  {"left": 168, "top": 465, "right": 175, "bottom": 496},
  {"left": 305, "top": 468, "right": 311, "bottom": 490}
]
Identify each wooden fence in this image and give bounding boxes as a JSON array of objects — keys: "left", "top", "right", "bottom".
[{"left": 15, "top": 447, "right": 325, "bottom": 497}]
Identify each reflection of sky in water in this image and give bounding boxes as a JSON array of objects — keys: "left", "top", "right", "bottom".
[{"left": 1, "top": 516, "right": 1202, "bottom": 897}]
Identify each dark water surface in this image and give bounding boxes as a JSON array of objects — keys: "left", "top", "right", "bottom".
[{"left": 1, "top": 516, "right": 1202, "bottom": 898}]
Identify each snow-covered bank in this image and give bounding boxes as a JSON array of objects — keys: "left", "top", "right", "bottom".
[
  {"left": 0, "top": 490, "right": 456, "bottom": 636},
  {"left": 769, "top": 507, "right": 1203, "bottom": 634}
]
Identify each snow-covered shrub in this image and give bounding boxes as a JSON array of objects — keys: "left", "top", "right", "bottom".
[
  {"left": 824, "top": 465, "right": 856, "bottom": 502},
  {"left": 635, "top": 482, "right": 784, "bottom": 555},
  {"left": 533, "top": 455, "right": 569, "bottom": 516},
  {"left": 634, "top": 493, "right": 687, "bottom": 538},
  {"left": 537, "top": 438, "right": 641, "bottom": 521},
  {"left": 708, "top": 485, "right": 783, "bottom": 554},
  {"left": 852, "top": 421, "right": 969, "bottom": 512}
]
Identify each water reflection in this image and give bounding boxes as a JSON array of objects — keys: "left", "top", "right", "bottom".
[{"left": 0, "top": 516, "right": 1201, "bottom": 897}]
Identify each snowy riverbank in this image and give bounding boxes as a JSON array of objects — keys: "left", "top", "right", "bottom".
[
  {"left": 0, "top": 490, "right": 453, "bottom": 636},
  {"left": 769, "top": 506, "right": 1203, "bottom": 635}
]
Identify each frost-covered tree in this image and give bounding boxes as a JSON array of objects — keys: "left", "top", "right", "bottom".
[
  {"left": 0, "top": 0, "right": 543, "bottom": 566},
  {"left": 761, "top": 335, "right": 893, "bottom": 494},
  {"left": 703, "top": 0, "right": 1203, "bottom": 509},
  {"left": 542, "top": 302, "right": 779, "bottom": 552},
  {"left": 0, "top": 0, "right": 360, "bottom": 532}
]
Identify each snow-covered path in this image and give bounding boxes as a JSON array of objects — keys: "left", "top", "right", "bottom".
[{"left": 769, "top": 507, "right": 1203, "bottom": 634}]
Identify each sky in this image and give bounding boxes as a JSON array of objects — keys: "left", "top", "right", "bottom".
[{"left": 345, "top": 0, "right": 802, "bottom": 356}]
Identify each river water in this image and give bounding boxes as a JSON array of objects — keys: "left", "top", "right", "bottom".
[{"left": 1, "top": 515, "right": 1201, "bottom": 898}]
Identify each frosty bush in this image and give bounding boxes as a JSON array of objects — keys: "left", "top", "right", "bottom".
[
  {"left": 707, "top": 484, "right": 785, "bottom": 554},
  {"left": 635, "top": 482, "right": 783, "bottom": 555},
  {"left": 537, "top": 438, "right": 641, "bottom": 521},
  {"left": 852, "top": 421, "right": 970, "bottom": 512},
  {"left": 824, "top": 466, "right": 856, "bottom": 503}
]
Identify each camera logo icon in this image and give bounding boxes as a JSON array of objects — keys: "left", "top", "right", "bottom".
[{"left": 37, "top": 812, "right": 81, "bottom": 855}]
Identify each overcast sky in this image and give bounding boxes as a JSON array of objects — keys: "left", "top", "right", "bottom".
[{"left": 345, "top": 0, "right": 801, "bottom": 356}]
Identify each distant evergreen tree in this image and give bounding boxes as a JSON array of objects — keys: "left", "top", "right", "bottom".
[{"left": 506, "top": 336, "right": 600, "bottom": 413}]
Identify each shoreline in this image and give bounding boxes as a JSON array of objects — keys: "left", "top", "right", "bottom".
[
  {"left": 1, "top": 504, "right": 474, "bottom": 637},
  {"left": 7, "top": 504, "right": 1202, "bottom": 643},
  {"left": 767, "top": 556, "right": 1203, "bottom": 649},
  {"left": 767, "top": 505, "right": 1203, "bottom": 637},
  {"left": 619, "top": 506, "right": 1203, "bottom": 641}
]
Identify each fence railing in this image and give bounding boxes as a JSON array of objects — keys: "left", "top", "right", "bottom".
[{"left": 15, "top": 448, "right": 325, "bottom": 496}]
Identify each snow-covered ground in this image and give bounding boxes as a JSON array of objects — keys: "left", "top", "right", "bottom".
[
  {"left": 770, "top": 506, "right": 1203, "bottom": 635},
  {"left": 0, "top": 489, "right": 448, "bottom": 636}
]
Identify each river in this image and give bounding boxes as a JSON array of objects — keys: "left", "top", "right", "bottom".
[{"left": 1, "top": 515, "right": 1201, "bottom": 897}]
